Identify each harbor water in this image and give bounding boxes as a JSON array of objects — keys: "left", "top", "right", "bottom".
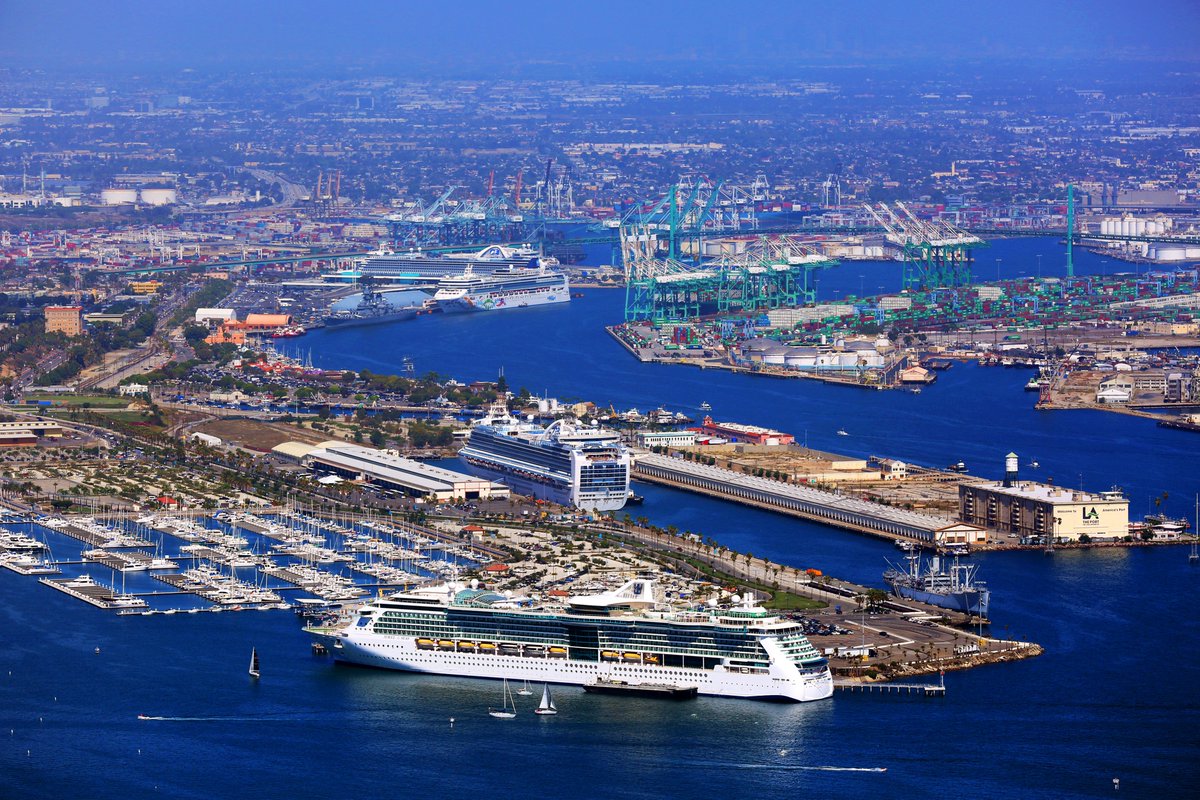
[{"left": 3, "top": 238, "right": 1199, "bottom": 797}]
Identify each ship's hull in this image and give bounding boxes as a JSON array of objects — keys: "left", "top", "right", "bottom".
[
  {"left": 888, "top": 582, "right": 990, "bottom": 617},
  {"left": 317, "top": 633, "right": 833, "bottom": 703},
  {"left": 460, "top": 458, "right": 628, "bottom": 512},
  {"left": 438, "top": 285, "right": 569, "bottom": 314},
  {"left": 324, "top": 307, "right": 419, "bottom": 329}
]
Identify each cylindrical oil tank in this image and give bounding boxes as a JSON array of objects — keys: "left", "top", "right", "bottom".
[
  {"left": 139, "top": 188, "right": 177, "bottom": 206},
  {"left": 100, "top": 188, "right": 138, "bottom": 205}
]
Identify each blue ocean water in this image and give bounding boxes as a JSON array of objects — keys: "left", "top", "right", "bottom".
[{"left": 3, "top": 238, "right": 1199, "bottom": 798}]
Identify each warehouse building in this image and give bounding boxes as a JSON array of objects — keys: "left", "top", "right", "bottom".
[
  {"left": 958, "top": 453, "right": 1129, "bottom": 543},
  {"left": 0, "top": 420, "right": 63, "bottom": 438},
  {"left": 305, "top": 443, "right": 509, "bottom": 501},
  {"left": 636, "top": 430, "right": 697, "bottom": 448},
  {"left": 696, "top": 415, "right": 793, "bottom": 446}
]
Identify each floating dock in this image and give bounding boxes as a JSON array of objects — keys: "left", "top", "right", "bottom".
[
  {"left": 1, "top": 557, "right": 60, "bottom": 576},
  {"left": 38, "top": 576, "right": 144, "bottom": 609}
]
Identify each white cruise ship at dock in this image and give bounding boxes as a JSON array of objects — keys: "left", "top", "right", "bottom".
[
  {"left": 434, "top": 262, "right": 569, "bottom": 313},
  {"left": 307, "top": 578, "right": 833, "bottom": 703},
  {"left": 458, "top": 405, "right": 629, "bottom": 511},
  {"left": 358, "top": 243, "right": 546, "bottom": 282}
]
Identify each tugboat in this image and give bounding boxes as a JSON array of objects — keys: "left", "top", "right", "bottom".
[
  {"left": 325, "top": 278, "right": 420, "bottom": 329},
  {"left": 883, "top": 554, "right": 989, "bottom": 618}
]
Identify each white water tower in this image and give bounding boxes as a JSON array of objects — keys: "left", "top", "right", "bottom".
[{"left": 1003, "top": 452, "right": 1019, "bottom": 487}]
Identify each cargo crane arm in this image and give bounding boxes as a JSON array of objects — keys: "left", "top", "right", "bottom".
[{"left": 863, "top": 203, "right": 904, "bottom": 243}]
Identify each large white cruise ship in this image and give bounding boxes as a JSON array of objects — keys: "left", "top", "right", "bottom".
[
  {"left": 358, "top": 243, "right": 544, "bottom": 282},
  {"left": 458, "top": 406, "right": 629, "bottom": 511},
  {"left": 433, "top": 262, "right": 569, "bottom": 313},
  {"left": 308, "top": 578, "right": 833, "bottom": 703}
]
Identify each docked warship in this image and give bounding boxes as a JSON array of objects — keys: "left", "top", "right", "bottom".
[
  {"left": 883, "top": 554, "right": 990, "bottom": 619},
  {"left": 325, "top": 280, "right": 421, "bottom": 328}
]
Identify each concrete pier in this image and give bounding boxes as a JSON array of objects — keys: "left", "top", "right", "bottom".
[{"left": 633, "top": 453, "right": 951, "bottom": 543}]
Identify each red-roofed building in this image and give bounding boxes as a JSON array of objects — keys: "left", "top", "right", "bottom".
[{"left": 696, "top": 416, "right": 793, "bottom": 446}]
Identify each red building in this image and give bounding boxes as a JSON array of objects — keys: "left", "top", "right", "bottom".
[{"left": 696, "top": 416, "right": 794, "bottom": 446}]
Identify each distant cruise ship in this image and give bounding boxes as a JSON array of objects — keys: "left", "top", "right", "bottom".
[
  {"left": 459, "top": 405, "right": 629, "bottom": 511},
  {"left": 357, "top": 244, "right": 550, "bottom": 282},
  {"left": 308, "top": 577, "right": 834, "bottom": 703},
  {"left": 433, "top": 262, "right": 569, "bottom": 313}
]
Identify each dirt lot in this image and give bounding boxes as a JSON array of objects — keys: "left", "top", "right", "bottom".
[{"left": 193, "top": 418, "right": 331, "bottom": 452}]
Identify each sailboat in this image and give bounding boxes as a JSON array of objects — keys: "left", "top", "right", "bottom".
[
  {"left": 1190, "top": 495, "right": 1198, "bottom": 565},
  {"left": 488, "top": 678, "right": 517, "bottom": 718},
  {"left": 248, "top": 647, "right": 260, "bottom": 679},
  {"left": 534, "top": 684, "right": 558, "bottom": 716},
  {"left": 516, "top": 679, "right": 533, "bottom": 697}
]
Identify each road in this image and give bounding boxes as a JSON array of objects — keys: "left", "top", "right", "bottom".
[{"left": 244, "top": 167, "right": 308, "bottom": 210}]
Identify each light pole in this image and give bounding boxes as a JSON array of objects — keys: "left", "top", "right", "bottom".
[{"left": 1036, "top": 254, "right": 1042, "bottom": 279}]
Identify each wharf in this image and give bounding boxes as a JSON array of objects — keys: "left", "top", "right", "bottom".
[
  {"left": 262, "top": 566, "right": 318, "bottom": 587},
  {"left": 1158, "top": 417, "right": 1200, "bottom": 433},
  {"left": 38, "top": 576, "right": 129, "bottom": 609},
  {"left": 83, "top": 549, "right": 171, "bottom": 572},
  {"left": 154, "top": 572, "right": 213, "bottom": 593},
  {"left": 53, "top": 523, "right": 153, "bottom": 550},
  {"left": 230, "top": 517, "right": 275, "bottom": 535},
  {"left": 604, "top": 326, "right": 896, "bottom": 389},
  {"left": 1, "top": 557, "right": 60, "bottom": 576},
  {"left": 633, "top": 453, "right": 952, "bottom": 545},
  {"left": 834, "top": 678, "right": 945, "bottom": 697},
  {"left": 54, "top": 524, "right": 116, "bottom": 548}
]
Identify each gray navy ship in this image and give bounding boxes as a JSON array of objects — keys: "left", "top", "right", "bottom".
[
  {"left": 325, "top": 280, "right": 421, "bottom": 329},
  {"left": 883, "top": 554, "right": 990, "bottom": 618}
]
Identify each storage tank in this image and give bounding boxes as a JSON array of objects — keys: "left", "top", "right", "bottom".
[
  {"left": 1152, "top": 247, "right": 1187, "bottom": 262},
  {"left": 100, "top": 188, "right": 138, "bottom": 205},
  {"left": 139, "top": 188, "right": 177, "bottom": 206}
]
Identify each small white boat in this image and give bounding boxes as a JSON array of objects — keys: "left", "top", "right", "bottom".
[
  {"left": 516, "top": 679, "right": 533, "bottom": 697},
  {"left": 699, "top": 401, "right": 712, "bottom": 412},
  {"left": 249, "top": 647, "right": 260, "bottom": 679},
  {"left": 534, "top": 684, "right": 558, "bottom": 716},
  {"left": 836, "top": 429, "right": 849, "bottom": 436},
  {"left": 488, "top": 678, "right": 517, "bottom": 718}
]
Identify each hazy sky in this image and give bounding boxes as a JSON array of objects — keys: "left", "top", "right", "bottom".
[{"left": 3, "top": 0, "right": 1199, "bottom": 73}]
